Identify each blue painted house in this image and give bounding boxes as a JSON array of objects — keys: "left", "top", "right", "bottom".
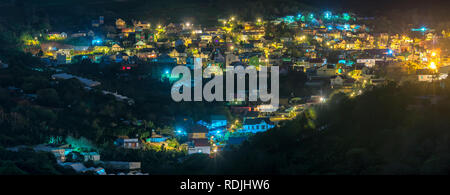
[
  {"left": 241, "top": 118, "right": 275, "bottom": 134},
  {"left": 146, "top": 132, "right": 168, "bottom": 143}
]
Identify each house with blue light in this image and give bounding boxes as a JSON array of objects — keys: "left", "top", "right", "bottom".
[
  {"left": 195, "top": 115, "right": 228, "bottom": 137},
  {"left": 146, "top": 132, "right": 168, "bottom": 143},
  {"left": 241, "top": 118, "right": 275, "bottom": 134},
  {"left": 210, "top": 115, "right": 227, "bottom": 129},
  {"left": 175, "top": 128, "right": 188, "bottom": 136}
]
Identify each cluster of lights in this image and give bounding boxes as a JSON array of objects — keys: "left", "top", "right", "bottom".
[
  {"left": 324, "top": 11, "right": 332, "bottom": 19},
  {"left": 412, "top": 26, "right": 428, "bottom": 32}
]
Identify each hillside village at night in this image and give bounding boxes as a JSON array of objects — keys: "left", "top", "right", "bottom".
[{"left": 1, "top": 0, "right": 450, "bottom": 176}]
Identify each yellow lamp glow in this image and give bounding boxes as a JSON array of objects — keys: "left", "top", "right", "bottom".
[{"left": 430, "top": 62, "right": 437, "bottom": 70}]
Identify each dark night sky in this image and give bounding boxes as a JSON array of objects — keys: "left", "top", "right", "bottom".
[{"left": 1, "top": 0, "right": 449, "bottom": 29}]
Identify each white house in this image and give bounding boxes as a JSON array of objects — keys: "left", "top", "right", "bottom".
[
  {"left": 418, "top": 75, "right": 434, "bottom": 82},
  {"left": 188, "top": 139, "right": 211, "bottom": 155}
]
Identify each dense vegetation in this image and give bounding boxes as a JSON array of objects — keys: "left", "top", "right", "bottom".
[
  {"left": 0, "top": 147, "right": 78, "bottom": 175},
  {"left": 211, "top": 82, "right": 450, "bottom": 174}
]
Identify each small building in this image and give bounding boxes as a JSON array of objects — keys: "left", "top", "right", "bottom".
[
  {"left": 210, "top": 115, "right": 227, "bottom": 129},
  {"left": 241, "top": 118, "right": 275, "bottom": 134},
  {"left": 33, "top": 144, "right": 70, "bottom": 162},
  {"left": 188, "top": 124, "right": 209, "bottom": 139},
  {"left": 417, "top": 69, "right": 436, "bottom": 82},
  {"left": 111, "top": 44, "right": 124, "bottom": 52},
  {"left": 146, "top": 132, "right": 168, "bottom": 143},
  {"left": 115, "top": 138, "right": 141, "bottom": 149},
  {"left": 188, "top": 139, "right": 211, "bottom": 155},
  {"left": 81, "top": 152, "right": 101, "bottom": 162},
  {"left": 116, "top": 18, "right": 126, "bottom": 29}
]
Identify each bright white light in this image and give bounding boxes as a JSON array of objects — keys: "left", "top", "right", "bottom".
[
  {"left": 320, "top": 97, "right": 326, "bottom": 102},
  {"left": 430, "top": 62, "right": 437, "bottom": 70}
]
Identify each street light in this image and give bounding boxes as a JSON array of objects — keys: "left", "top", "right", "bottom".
[{"left": 429, "top": 61, "right": 437, "bottom": 70}]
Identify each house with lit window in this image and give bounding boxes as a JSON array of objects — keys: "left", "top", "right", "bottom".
[
  {"left": 115, "top": 137, "right": 141, "bottom": 149},
  {"left": 195, "top": 115, "right": 228, "bottom": 137},
  {"left": 47, "top": 32, "right": 67, "bottom": 40},
  {"left": 188, "top": 139, "right": 211, "bottom": 155},
  {"left": 116, "top": 18, "right": 126, "bottom": 29},
  {"left": 133, "top": 21, "right": 151, "bottom": 30},
  {"left": 111, "top": 44, "right": 124, "bottom": 52},
  {"left": 188, "top": 124, "right": 209, "bottom": 139},
  {"left": 241, "top": 118, "right": 275, "bottom": 134}
]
